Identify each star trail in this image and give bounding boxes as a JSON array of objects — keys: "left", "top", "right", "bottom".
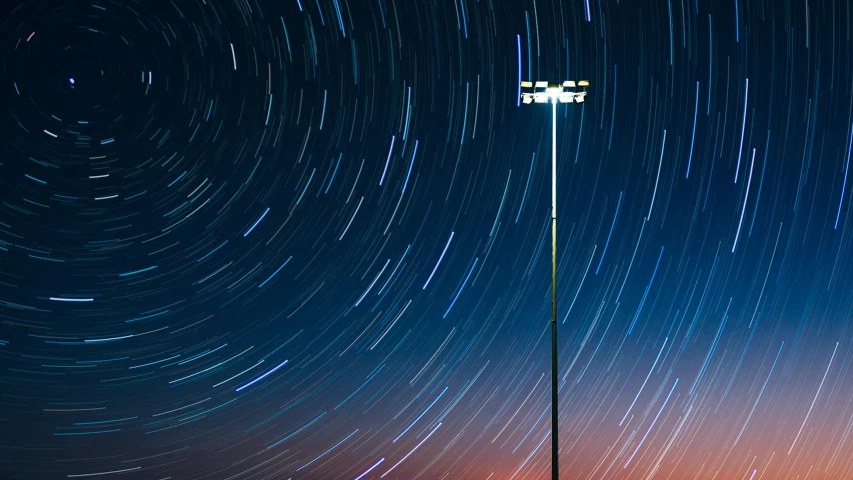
[{"left": 1, "top": 0, "right": 853, "bottom": 479}]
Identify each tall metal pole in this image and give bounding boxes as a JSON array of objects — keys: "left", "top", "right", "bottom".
[
  {"left": 520, "top": 79, "right": 588, "bottom": 480},
  {"left": 550, "top": 96, "right": 559, "bottom": 480}
]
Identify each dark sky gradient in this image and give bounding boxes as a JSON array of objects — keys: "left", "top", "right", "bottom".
[{"left": 1, "top": 0, "right": 852, "bottom": 478}]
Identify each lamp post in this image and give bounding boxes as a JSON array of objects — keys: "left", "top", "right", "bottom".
[{"left": 519, "top": 80, "right": 588, "bottom": 480}]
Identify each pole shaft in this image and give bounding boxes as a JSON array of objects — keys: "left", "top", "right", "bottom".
[
  {"left": 552, "top": 98, "right": 557, "bottom": 219},
  {"left": 551, "top": 98, "right": 559, "bottom": 480}
]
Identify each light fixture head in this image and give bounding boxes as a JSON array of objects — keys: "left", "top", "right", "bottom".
[{"left": 520, "top": 81, "right": 588, "bottom": 105}]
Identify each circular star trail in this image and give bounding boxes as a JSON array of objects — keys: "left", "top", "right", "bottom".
[{"left": 2, "top": 0, "right": 853, "bottom": 479}]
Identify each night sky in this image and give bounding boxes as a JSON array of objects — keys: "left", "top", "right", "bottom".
[{"left": 1, "top": 0, "right": 852, "bottom": 478}]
